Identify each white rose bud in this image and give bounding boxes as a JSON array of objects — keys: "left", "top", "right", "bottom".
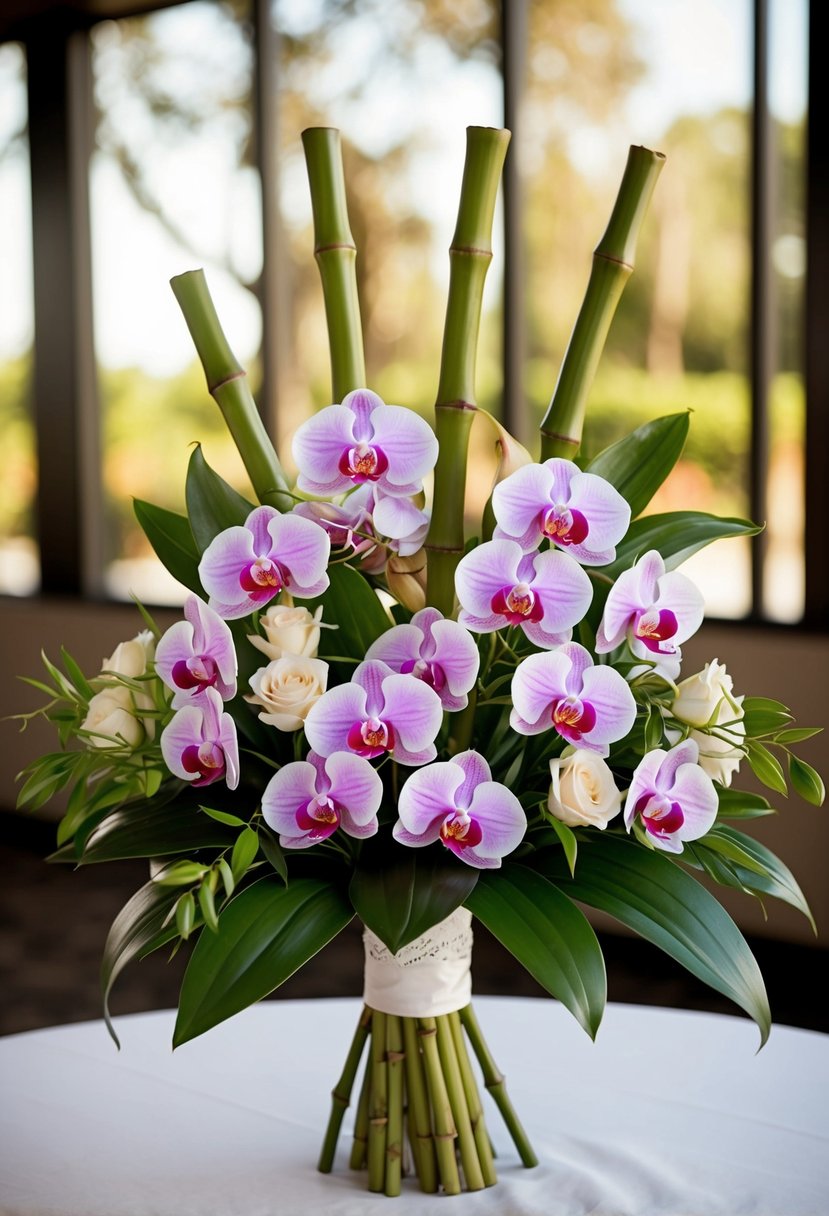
[
  {"left": 101, "top": 630, "right": 155, "bottom": 679},
  {"left": 672, "top": 658, "right": 745, "bottom": 787},
  {"left": 90, "top": 629, "right": 157, "bottom": 745},
  {"left": 248, "top": 605, "right": 323, "bottom": 662},
  {"left": 548, "top": 748, "right": 621, "bottom": 829},
  {"left": 81, "top": 686, "right": 144, "bottom": 750},
  {"left": 246, "top": 656, "right": 328, "bottom": 730}
]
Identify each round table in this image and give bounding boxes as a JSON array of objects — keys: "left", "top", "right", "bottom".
[{"left": 1, "top": 997, "right": 826, "bottom": 1215}]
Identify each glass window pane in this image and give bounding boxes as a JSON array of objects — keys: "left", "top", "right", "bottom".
[
  {"left": 0, "top": 42, "right": 38, "bottom": 596},
  {"left": 524, "top": 0, "right": 753, "bottom": 618},
  {"left": 272, "top": 0, "right": 503, "bottom": 521},
  {"left": 89, "top": 0, "right": 260, "bottom": 605},
  {"left": 765, "top": 0, "right": 807, "bottom": 622}
]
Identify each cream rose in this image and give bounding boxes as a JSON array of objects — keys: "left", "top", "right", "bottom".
[
  {"left": 672, "top": 659, "right": 745, "bottom": 787},
  {"left": 248, "top": 605, "right": 323, "bottom": 662},
  {"left": 101, "top": 630, "right": 155, "bottom": 679},
  {"left": 547, "top": 749, "right": 621, "bottom": 829},
  {"left": 246, "top": 656, "right": 328, "bottom": 730},
  {"left": 81, "top": 686, "right": 144, "bottom": 750},
  {"left": 88, "top": 629, "right": 157, "bottom": 745}
]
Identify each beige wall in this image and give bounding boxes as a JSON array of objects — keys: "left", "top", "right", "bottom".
[{"left": 1, "top": 597, "right": 826, "bottom": 945}]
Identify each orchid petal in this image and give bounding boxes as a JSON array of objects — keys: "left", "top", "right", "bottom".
[
  {"left": 198, "top": 525, "right": 258, "bottom": 615},
  {"left": 511, "top": 651, "right": 571, "bottom": 728},
  {"left": 397, "top": 762, "right": 466, "bottom": 835},
  {"left": 655, "top": 737, "right": 701, "bottom": 793},
  {"left": 428, "top": 619, "right": 480, "bottom": 696},
  {"left": 578, "top": 665, "right": 637, "bottom": 744},
  {"left": 339, "top": 809, "right": 379, "bottom": 839},
  {"left": 261, "top": 761, "right": 319, "bottom": 837},
  {"left": 217, "top": 710, "right": 240, "bottom": 790},
  {"left": 669, "top": 763, "right": 719, "bottom": 839},
  {"left": 268, "top": 513, "right": 331, "bottom": 598},
  {"left": 465, "top": 781, "right": 526, "bottom": 858},
  {"left": 656, "top": 571, "right": 705, "bottom": 641},
  {"left": 455, "top": 540, "right": 522, "bottom": 616},
  {"left": 566, "top": 471, "right": 631, "bottom": 552},
  {"left": 246, "top": 506, "right": 280, "bottom": 556},
  {"left": 449, "top": 750, "right": 492, "bottom": 809},
  {"left": 392, "top": 819, "right": 443, "bottom": 848},
  {"left": 529, "top": 549, "right": 593, "bottom": 635},
  {"left": 354, "top": 660, "right": 394, "bottom": 718},
  {"left": 623, "top": 750, "right": 667, "bottom": 829},
  {"left": 373, "top": 494, "right": 429, "bottom": 542},
  {"left": 292, "top": 405, "right": 356, "bottom": 493},
  {"left": 492, "top": 463, "right": 555, "bottom": 540},
  {"left": 366, "top": 624, "right": 423, "bottom": 671},
  {"left": 343, "top": 388, "right": 385, "bottom": 437},
  {"left": 368, "top": 405, "right": 438, "bottom": 490},
  {"left": 324, "top": 751, "right": 384, "bottom": 825},
  {"left": 378, "top": 673, "right": 443, "bottom": 751},
  {"left": 304, "top": 682, "right": 368, "bottom": 757},
  {"left": 160, "top": 705, "right": 205, "bottom": 780}
]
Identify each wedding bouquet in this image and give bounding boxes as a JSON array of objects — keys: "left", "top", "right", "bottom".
[{"left": 17, "top": 128, "right": 823, "bottom": 1198}]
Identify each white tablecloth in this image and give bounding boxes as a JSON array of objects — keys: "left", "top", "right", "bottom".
[{"left": 0, "top": 997, "right": 826, "bottom": 1216}]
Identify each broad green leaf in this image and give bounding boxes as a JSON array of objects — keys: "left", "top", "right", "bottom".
[
  {"left": 230, "top": 825, "right": 260, "bottom": 881},
  {"left": 350, "top": 837, "right": 479, "bottom": 956},
  {"left": 59, "top": 646, "right": 94, "bottom": 699},
  {"left": 133, "top": 499, "right": 203, "bottom": 594},
  {"left": 546, "top": 817, "right": 578, "bottom": 877},
  {"left": 152, "top": 860, "right": 210, "bottom": 886},
  {"left": 198, "top": 882, "right": 220, "bottom": 933},
  {"left": 774, "top": 727, "right": 822, "bottom": 745},
  {"left": 176, "top": 891, "right": 196, "bottom": 939},
  {"left": 185, "top": 445, "right": 255, "bottom": 552},
  {"left": 789, "top": 755, "right": 825, "bottom": 806},
  {"left": 716, "top": 787, "right": 775, "bottom": 820},
  {"left": 603, "top": 512, "right": 761, "bottom": 580},
  {"left": 173, "top": 876, "right": 353, "bottom": 1046},
  {"left": 536, "top": 834, "right": 771, "bottom": 1045},
  {"left": 466, "top": 865, "right": 606, "bottom": 1039},
  {"left": 305, "top": 563, "right": 392, "bottom": 664},
  {"left": 742, "top": 696, "right": 793, "bottom": 736},
  {"left": 199, "top": 805, "right": 247, "bottom": 828},
  {"left": 258, "top": 828, "right": 288, "bottom": 884},
  {"left": 585, "top": 412, "right": 689, "bottom": 518},
  {"left": 100, "top": 872, "right": 182, "bottom": 1046},
  {"left": 745, "top": 741, "right": 788, "bottom": 796},
  {"left": 63, "top": 794, "right": 237, "bottom": 862},
  {"left": 687, "top": 825, "right": 815, "bottom": 931}
]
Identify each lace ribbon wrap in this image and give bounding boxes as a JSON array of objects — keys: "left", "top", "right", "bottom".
[{"left": 362, "top": 907, "right": 474, "bottom": 1017}]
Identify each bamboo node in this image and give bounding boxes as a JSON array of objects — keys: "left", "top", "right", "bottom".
[
  {"left": 435, "top": 398, "right": 477, "bottom": 412},
  {"left": 369, "top": 1116, "right": 389, "bottom": 1128},
  {"left": 386, "top": 1050, "right": 406, "bottom": 1064},
  {"left": 209, "top": 369, "right": 247, "bottom": 392}
]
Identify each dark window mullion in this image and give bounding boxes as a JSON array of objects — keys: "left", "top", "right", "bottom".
[
  {"left": 750, "top": 0, "right": 773, "bottom": 619},
  {"left": 500, "top": 0, "right": 528, "bottom": 444},
  {"left": 804, "top": 0, "right": 829, "bottom": 627},
  {"left": 26, "top": 18, "right": 102, "bottom": 597}
]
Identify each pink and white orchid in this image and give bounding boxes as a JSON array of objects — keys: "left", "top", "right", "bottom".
[
  {"left": 393, "top": 750, "right": 526, "bottom": 869},
  {"left": 595, "top": 549, "right": 704, "bottom": 678},
  {"left": 292, "top": 388, "right": 438, "bottom": 499},
  {"left": 624, "top": 738, "right": 718, "bottom": 853},
  {"left": 198, "top": 506, "right": 330, "bottom": 621},
  {"left": 492, "top": 458, "right": 630, "bottom": 564},
  {"left": 154, "top": 594, "right": 237, "bottom": 708},
  {"left": 304, "top": 658, "right": 443, "bottom": 767},
  {"left": 455, "top": 538, "right": 592, "bottom": 649},
  {"left": 510, "top": 642, "right": 636, "bottom": 755},
  {"left": 365, "top": 608, "right": 479, "bottom": 712},
  {"left": 261, "top": 750, "right": 382, "bottom": 848},
  {"left": 160, "top": 686, "right": 239, "bottom": 789}
]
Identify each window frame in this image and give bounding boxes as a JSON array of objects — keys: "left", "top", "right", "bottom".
[{"left": 4, "top": 0, "right": 825, "bottom": 627}]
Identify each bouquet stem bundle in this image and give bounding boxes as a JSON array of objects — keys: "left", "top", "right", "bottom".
[{"left": 318, "top": 1004, "right": 535, "bottom": 1195}]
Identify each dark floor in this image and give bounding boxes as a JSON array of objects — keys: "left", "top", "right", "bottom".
[{"left": 1, "top": 812, "right": 826, "bottom": 1038}]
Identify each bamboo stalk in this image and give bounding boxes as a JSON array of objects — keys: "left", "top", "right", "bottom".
[
  {"left": 418, "top": 1018, "right": 462, "bottom": 1194},
  {"left": 170, "top": 269, "right": 292, "bottom": 510},
  {"left": 385, "top": 1014, "right": 405, "bottom": 1196},
  {"left": 449, "top": 1010, "right": 497, "bottom": 1186},
  {"left": 318, "top": 1005, "right": 372, "bottom": 1173},
  {"left": 349, "top": 1054, "right": 371, "bottom": 1170},
  {"left": 459, "top": 1004, "right": 538, "bottom": 1168},
  {"left": 538, "top": 145, "right": 665, "bottom": 460},
  {"left": 403, "top": 1015, "right": 438, "bottom": 1193},
  {"left": 367, "top": 1010, "right": 388, "bottom": 1192},
  {"left": 301, "top": 127, "right": 366, "bottom": 400},
  {"left": 425, "top": 126, "right": 511, "bottom": 617},
  {"left": 435, "top": 1014, "right": 485, "bottom": 1191}
]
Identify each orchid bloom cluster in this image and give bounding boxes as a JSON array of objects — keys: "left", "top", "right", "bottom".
[{"left": 129, "top": 388, "right": 756, "bottom": 867}]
